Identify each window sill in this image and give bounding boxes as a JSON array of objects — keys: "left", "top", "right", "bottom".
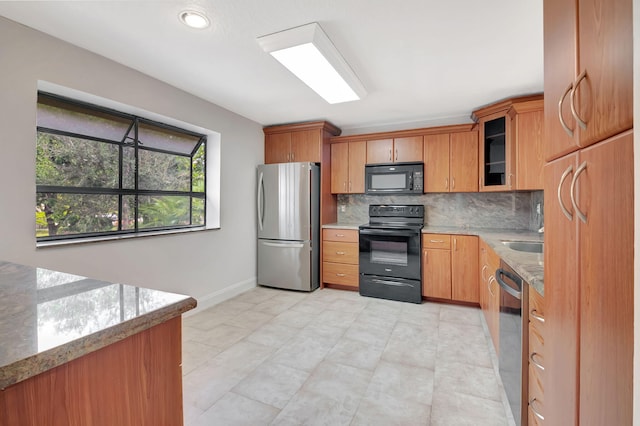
[{"left": 36, "top": 226, "right": 219, "bottom": 248}]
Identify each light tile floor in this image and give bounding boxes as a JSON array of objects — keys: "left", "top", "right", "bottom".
[{"left": 182, "top": 287, "right": 515, "bottom": 426}]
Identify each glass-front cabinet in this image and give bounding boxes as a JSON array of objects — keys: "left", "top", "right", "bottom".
[
  {"left": 482, "top": 116, "right": 507, "bottom": 188},
  {"left": 473, "top": 94, "right": 543, "bottom": 192}
]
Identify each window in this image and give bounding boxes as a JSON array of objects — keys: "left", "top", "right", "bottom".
[{"left": 36, "top": 93, "right": 207, "bottom": 242}]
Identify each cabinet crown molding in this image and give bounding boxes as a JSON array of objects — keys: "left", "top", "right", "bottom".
[
  {"left": 263, "top": 120, "right": 341, "bottom": 136},
  {"left": 329, "top": 123, "right": 476, "bottom": 144},
  {"left": 471, "top": 93, "right": 544, "bottom": 122}
]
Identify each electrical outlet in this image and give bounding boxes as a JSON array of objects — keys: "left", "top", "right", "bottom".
[{"left": 340, "top": 205, "right": 346, "bottom": 213}]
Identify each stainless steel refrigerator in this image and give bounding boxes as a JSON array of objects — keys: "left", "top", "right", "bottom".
[{"left": 257, "top": 162, "right": 320, "bottom": 291}]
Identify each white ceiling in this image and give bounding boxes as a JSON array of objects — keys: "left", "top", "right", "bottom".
[{"left": 0, "top": 0, "right": 543, "bottom": 135}]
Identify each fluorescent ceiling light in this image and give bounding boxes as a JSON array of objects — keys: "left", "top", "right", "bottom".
[
  {"left": 179, "top": 10, "right": 210, "bottom": 29},
  {"left": 257, "top": 22, "right": 366, "bottom": 104}
]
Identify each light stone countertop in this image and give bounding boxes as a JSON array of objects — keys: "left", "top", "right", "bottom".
[
  {"left": 322, "top": 223, "right": 544, "bottom": 296},
  {"left": 0, "top": 261, "right": 196, "bottom": 389}
]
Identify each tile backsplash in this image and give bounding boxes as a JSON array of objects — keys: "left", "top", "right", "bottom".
[{"left": 338, "top": 191, "right": 544, "bottom": 231}]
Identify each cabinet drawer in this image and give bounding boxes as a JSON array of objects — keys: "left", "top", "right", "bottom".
[
  {"left": 323, "top": 262, "right": 359, "bottom": 287},
  {"left": 322, "top": 228, "right": 359, "bottom": 243},
  {"left": 323, "top": 241, "right": 359, "bottom": 264},
  {"left": 422, "top": 234, "right": 451, "bottom": 249}
]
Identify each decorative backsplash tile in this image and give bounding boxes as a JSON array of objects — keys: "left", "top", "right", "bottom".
[{"left": 337, "top": 191, "right": 543, "bottom": 231}]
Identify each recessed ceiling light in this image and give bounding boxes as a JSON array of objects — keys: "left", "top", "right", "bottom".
[{"left": 179, "top": 10, "right": 210, "bottom": 29}]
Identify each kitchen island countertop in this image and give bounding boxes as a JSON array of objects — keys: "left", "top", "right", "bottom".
[{"left": 0, "top": 260, "right": 196, "bottom": 389}]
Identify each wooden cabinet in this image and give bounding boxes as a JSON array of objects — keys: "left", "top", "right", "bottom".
[
  {"left": 264, "top": 121, "right": 341, "bottom": 228},
  {"left": 451, "top": 235, "right": 479, "bottom": 303},
  {"left": 322, "top": 228, "right": 359, "bottom": 290},
  {"left": 330, "top": 141, "right": 366, "bottom": 194},
  {"left": 528, "top": 288, "right": 546, "bottom": 425},
  {"left": 473, "top": 95, "right": 544, "bottom": 192},
  {"left": 479, "top": 240, "right": 500, "bottom": 352},
  {"left": 422, "top": 234, "right": 451, "bottom": 300},
  {"left": 422, "top": 234, "right": 478, "bottom": 303},
  {"left": 544, "top": 131, "right": 633, "bottom": 425},
  {"left": 543, "top": 0, "right": 633, "bottom": 421},
  {"left": 264, "top": 126, "right": 340, "bottom": 164},
  {"left": 366, "top": 136, "right": 423, "bottom": 164},
  {"left": 510, "top": 102, "right": 544, "bottom": 190},
  {"left": 543, "top": 0, "right": 633, "bottom": 161},
  {"left": 265, "top": 130, "right": 322, "bottom": 163},
  {"left": 423, "top": 131, "right": 478, "bottom": 193},
  {"left": 0, "top": 318, "right": 184, "bottom": 426}
]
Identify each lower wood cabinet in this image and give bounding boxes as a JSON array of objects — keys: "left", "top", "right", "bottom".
[
  {"left": 479, "top": 240, "right": 500, "bottom": 352},
  {"left": 422, "top": 234, "right": 478, "bottom": 303},
  {"left": 528, "top": 288, "right": 546, "bottom": 425},
  {"left": 322, "top": 228, "right": 359, "bottom": 289},
  {"left": 0, "top": 317, "right": 184, "bottom": 426}
]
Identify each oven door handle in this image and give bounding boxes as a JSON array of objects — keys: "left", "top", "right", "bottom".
[
  {"left": 371, "top": 278, "right": 416, "bottom": 288},
  {"left": 359, "top": 228, "right": 419, "bottom": 237},
  {"left": 495, "top": 268, "right": 522, "bottom": 300}
]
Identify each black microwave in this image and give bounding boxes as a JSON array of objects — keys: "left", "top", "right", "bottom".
[{"left": 365, "top": 163, "right": 424, "bottom": 194}]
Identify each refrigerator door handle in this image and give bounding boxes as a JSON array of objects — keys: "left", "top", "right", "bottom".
[
  {"left": 261, "top": 241, "right": 305, "bottom": 249},
  {"left": 257, "top": 171, "right": 264, "bottom": 231}
]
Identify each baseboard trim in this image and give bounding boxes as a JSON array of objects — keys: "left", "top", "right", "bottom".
[{"left": 184, "top": 277, "right": 257, "bottom": 316}]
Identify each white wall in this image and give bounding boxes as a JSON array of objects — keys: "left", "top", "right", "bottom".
[{"left": 0, "top": 17, "right": 264, "bottom": 308}]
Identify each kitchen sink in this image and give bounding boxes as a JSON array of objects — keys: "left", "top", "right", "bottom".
[{"left": 501, "top": 240, "right": 543, "bottom": 254}]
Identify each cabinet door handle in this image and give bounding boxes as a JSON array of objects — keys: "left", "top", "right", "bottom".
[
  {"left": 335, "top": 233, "right": 345, "bottom": 237},
  {"left": 558, "top": 164, "right": 574, "bottom": 221},
  {"left": 508, "top": 173, "right": 513, "bottom": 189},
  {"left": 451, "top": 177, "right": 456, "bottom": 189},
  {"left": 570, "top": 161, "right": 588, "bottom": 224},
  {"left": 389, "top": 148, "right": 392, "bottom": 161},
  {"left": 424, "top": 251, "right": 428, "bottom": 263},
  {"left": 453, "top": 238, "right": 457, "bottom": 251},
  {"left": 445, "top": 178, "right": 449, "bottom": 190},
  {"left": 429, "top": 239, "right": 444, "bottom": 243},
  {"left": 559, "top": 82, "right": 574, "bottom": 137},
  {"left": 530, "top": 309, "right": 545, "bottom": 323},
  {"left": 481, "top": 265, "right": 488, "bottom": 282},
  {"left": 395, "top": 149, "right": 398, "bottom": 161},
  {"left": 488, "top": 276, "right": 495, "bottom": 297},
  {"left": 349, "top": 181, "right": 352, "bottom": 192},
  {"left": 530, "top": 352, "right": 545, "bottom": 371},
  {"left": 343, "top": 181, "right": 346, "bottom": 192},
  {"left": 570, "top": 70, "right": 588, "bottom": 130},
  {"left": 529, "top": 398, "right": 545, "bottom": 421},
  {"left": 335, "top": 251, "right": 346, "bottom": 255},
  {"left": 336, "top": 273, "right": 346, "bottom": 277}
]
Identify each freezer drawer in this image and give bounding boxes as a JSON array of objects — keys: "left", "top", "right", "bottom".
[{"left": 257, "top": 239, "right": 318, "bottom": 291}]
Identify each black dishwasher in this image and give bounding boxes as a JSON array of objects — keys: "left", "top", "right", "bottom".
[{"left": 495, "top": 262, "right": 528, "bottom": 426}]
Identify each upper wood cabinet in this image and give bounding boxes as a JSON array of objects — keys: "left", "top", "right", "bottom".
[
  {"left": 473, "top": 95, "right": 544, "bottom": 192},
  {"left": 424, "top": 131, "right": 478, "bottom": 193},
  {"left": 510, "top": 102, "right": 544, "bottom": 190},
  {"left": 263, "top": 121, "right": 341, "bottom": 164},
  {"left": 366, "top": 136, "right": 423, "bottom": 164},
  {"left": 330, "top": 141, "right": 366, "bottom": 194},
  {"left": 543, "top": 0, "right": 633, "bottom": 162}
]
